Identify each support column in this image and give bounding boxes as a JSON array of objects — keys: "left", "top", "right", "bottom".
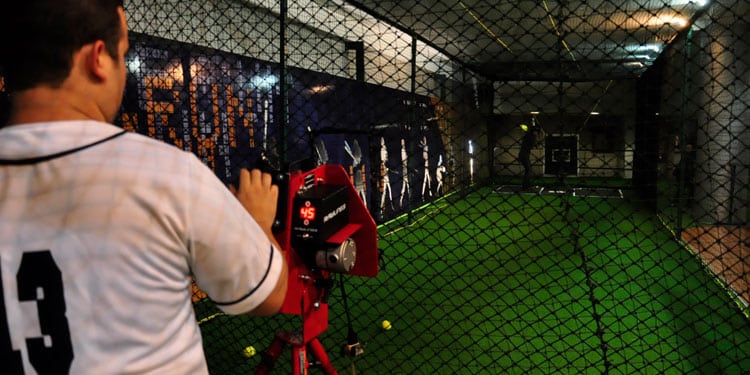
[{"left": 693, "top": 4, "right": 749, "bottom": 224}]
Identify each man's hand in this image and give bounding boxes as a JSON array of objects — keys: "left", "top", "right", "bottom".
[
  {"left": 230, "top": 168, "right": 288, "bottom": 316},
  {"left": 230, "top": 168, "right": 278, "bottom": 235}
]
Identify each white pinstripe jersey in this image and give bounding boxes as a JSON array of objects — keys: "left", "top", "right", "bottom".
[{"left": 0, "top": 121, "right": 283, "bottom": 374}]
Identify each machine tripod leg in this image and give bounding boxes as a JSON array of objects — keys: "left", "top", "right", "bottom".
[{"left": 256, "top": 332, "right": 338, "bottom": 375}]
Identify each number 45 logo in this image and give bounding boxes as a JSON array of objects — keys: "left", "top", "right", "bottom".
[{"left": 1, "top": 251, "right": 73, "bottom": 374}]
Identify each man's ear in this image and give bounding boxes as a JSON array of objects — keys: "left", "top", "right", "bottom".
[{"left": 85, "top": 40, "right": 109, "bottom": 82}]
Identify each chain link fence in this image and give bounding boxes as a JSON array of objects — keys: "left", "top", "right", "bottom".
[{"left": 2, "top": 0, "right": 748, "bottom": 373}]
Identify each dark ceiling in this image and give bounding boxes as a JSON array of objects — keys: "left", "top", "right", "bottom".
[{"left": 346, "top": 0, "right": 709, "bottom": 81}]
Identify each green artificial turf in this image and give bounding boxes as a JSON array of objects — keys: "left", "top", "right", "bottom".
[{"left": 198, "top": 185, "right": 750, "bottom": 374}]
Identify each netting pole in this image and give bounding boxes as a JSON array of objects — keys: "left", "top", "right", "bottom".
[
  {"left": 344, "top": 41, "right": 365, "bottom": 82},
  {"left": 410, "top": 31, "right": 416, "bottom": 96},
  {"left": 407, "top": 31, "right": 416, "bottom": 224},
  {"left": 279, "top": 0, "right": 288, "bottom": 165},
  {"left": 633, "top": 59, "right": 664, "bottom": 210},
  {"left": 676, "top": 27, "right": 694, "bottom": 233}
]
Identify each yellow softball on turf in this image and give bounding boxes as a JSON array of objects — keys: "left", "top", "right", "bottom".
[
  {"left": 381, "top": 320, "right": 392, "bottom": 331},
  {"left": 242, "top": 346, "right": 256, "bottom": 358}
]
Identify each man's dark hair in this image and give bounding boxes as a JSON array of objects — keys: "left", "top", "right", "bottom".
[{"left": 0, "top": 0, "right": 124, "bottom": 93}]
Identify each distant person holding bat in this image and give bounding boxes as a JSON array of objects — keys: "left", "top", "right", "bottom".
[
  {"left": 518, "top": 123, "right": 541, "bottom": 190},
  {"left": 0, "top": 1, "right": 287, "bottom": 373}
]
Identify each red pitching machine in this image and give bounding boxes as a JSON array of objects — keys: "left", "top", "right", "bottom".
[{"left": 256, "top": 164, "right": 378, "bottom": 375}]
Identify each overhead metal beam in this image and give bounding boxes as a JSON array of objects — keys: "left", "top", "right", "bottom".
[{"left": 344, "top": 0, "right": 486, "bottom": 80}]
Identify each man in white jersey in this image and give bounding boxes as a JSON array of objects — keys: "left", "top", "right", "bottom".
[{"left": 0, "top": 1, "right": 288, "bottom": 373}]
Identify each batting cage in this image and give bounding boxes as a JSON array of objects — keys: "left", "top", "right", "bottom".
[{"left": 2, "top": 0, "right": 749, "bottom": 373}]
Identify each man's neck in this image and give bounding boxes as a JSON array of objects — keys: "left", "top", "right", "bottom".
[{"left": 7, "top": 86, "right": 105, "bottom": 125}]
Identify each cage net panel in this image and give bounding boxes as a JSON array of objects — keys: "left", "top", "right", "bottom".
[{"left": 1, "top": 0, "right": 748, "bottom": 374}]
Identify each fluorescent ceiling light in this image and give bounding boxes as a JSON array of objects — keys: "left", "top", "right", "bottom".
[
  {"left": 670, "top": 0, "right": 708, "bottom": 6},
  {"left": 658, "top": 15, "right": 688, "bottom": 28},
  {"left": 626, "top": 43, "right": 663, "bottom": 54}
]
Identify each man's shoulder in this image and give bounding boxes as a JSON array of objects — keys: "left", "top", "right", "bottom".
[
  {"left": 66, "top": 121, "right": 193, "bottom": 159},
  {"left": 0, "top": 120, "right": 194, "bottom": 162}
]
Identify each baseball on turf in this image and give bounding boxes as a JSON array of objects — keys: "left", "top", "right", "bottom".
[
  {"left": 243, "top": 346, "right": 256, "bottom": 358},
  {"left": 381, "top": 320, "right": 392, "bottom": 331}
]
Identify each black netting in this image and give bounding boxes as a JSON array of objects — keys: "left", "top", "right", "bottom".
[{"left": 2, "top": 0, "right": 749, "bottom": 373}]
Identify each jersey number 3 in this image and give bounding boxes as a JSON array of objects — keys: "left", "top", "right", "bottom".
[{"left": 1, "top": 251, "right": 74, "bottom": 374}]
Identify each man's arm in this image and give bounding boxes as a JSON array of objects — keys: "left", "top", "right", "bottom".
[{"left": 231, "top": 168, "right": 288, "bottom": 316}]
